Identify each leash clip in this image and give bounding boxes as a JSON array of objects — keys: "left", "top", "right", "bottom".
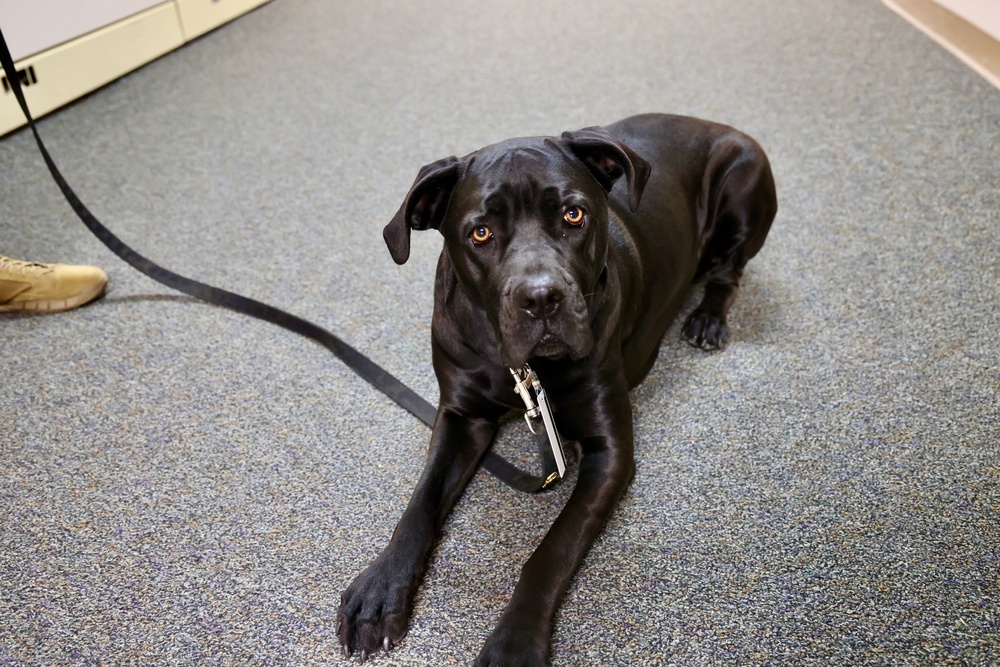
[
  {"left": 509, "top": 364, "right": 567, "bottom": 480},
  {"left": 510, "top": 366, "right": 542, "bottom": 432}
]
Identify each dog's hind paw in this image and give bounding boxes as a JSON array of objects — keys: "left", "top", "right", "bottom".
[{"left": 681, "top": 309, "right": 730, "bottom": 350}]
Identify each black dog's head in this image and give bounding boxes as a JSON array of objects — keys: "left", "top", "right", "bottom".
[{"left": 384, "top": 127, "right": 650, "bottom": 368}]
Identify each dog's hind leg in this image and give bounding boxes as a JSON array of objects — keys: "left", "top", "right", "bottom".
[{"left": 683, "top": 133, "right": 777, "bottom": 350}]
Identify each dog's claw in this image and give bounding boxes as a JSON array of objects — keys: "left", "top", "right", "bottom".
[
  {"left": 360, "top": 650, "right": 368, "bottom": 663},
  {"left": 383, "top": 637, "right": 391, "bottom": 653},
  {"left": 342, "top": 645, "right": 351, "bottom": 659},
  {"left": 682, "top": 309, "right": 729, "bottom": 350}
]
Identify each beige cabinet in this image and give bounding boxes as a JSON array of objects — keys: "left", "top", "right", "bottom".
[{"left": 0, "top": 0, "right": 271, "bottom": 135}]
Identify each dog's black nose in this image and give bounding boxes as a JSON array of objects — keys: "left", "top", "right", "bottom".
[{"left": 517, "top": 281, "right": 564, "bottom": 319}]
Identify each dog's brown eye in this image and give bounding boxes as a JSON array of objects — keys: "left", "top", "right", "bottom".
[
  {"left": 471, "top": 225, "right": 493, "bottom": 245},
  {"left": 564, "top": 206, "right": 585, "bottom": 226}
]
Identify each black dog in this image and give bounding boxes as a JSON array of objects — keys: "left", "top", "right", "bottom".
[{"left": 337, "top": 113, "right": 777, "bottom": 665}]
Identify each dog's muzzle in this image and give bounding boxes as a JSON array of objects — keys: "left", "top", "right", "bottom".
[{"left": 499, "top": 273, "right": 593, "bottom": 367}]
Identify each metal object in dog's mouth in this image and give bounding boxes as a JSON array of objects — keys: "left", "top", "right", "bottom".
[{"left": 509, "top": 365, "right": 567, "bottom": 480}]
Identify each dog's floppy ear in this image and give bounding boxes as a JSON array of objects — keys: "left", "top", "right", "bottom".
[
  {"left": 561, "top": 127, "right": 651, "bottom": 212},
  {"left": 383, "top": 156, "right": 463, "bottom": 265}
]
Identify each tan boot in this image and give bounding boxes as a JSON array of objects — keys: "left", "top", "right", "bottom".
[{"left": 0, "top": 255, "right": 108, "bottom": 313}]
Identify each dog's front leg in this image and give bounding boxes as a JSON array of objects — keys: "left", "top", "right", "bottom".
[
  {"left": 337, "top": 408, "right": 497, "bottom": 659},
  {"left": 476, "top": 389, "right": 635, "bottom": 667}
]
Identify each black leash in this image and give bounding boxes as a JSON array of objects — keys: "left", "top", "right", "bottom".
[{"left": 0, "top": 26, "right": 557, "bottom": 493}]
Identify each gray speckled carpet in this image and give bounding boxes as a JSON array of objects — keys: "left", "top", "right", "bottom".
[{"left": 1, "top": 0, "right": 998, "bottom": 665}]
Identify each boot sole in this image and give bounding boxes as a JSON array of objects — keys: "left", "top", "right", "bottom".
[{"left": 0, "top": 276, "right": 108, "bottom": 313}]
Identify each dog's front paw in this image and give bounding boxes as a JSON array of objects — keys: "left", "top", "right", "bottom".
[
  {"left": 475, "top": 618, "right": 549, "bottom": 667},
  {"left": 682, "top": 309, "right": 729, "bottom": 350},
  {"left": 337, "top": 554, "right": 415, "bottom": 660}
]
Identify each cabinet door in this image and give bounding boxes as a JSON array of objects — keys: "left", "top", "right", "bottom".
[
  {"left": 0, "top": 0, "right": 165, "bottom": 60},
  {"left": 0, "top": 3, "right": 183, "bottom": 134}
]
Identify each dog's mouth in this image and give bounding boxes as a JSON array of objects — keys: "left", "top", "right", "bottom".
[
  {"left": 531, "top": 334, "right": 572, "bottom": 360},
  {"left": 501, "top": 327, "right": 592, "bottom": 368}
]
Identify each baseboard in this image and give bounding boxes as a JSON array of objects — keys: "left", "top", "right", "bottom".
[
  {"left": 0, "top": 0, "right": 272, "bottom": 136},
  {"left": 883, "top": 0, "right": 1000, "bottom": 90}
]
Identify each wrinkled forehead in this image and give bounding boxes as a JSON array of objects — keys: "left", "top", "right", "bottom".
[{"left": 456, "top": 137, "right": 595, "bottom": 205}]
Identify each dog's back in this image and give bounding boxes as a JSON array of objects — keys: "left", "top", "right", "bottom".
[{"left": 602, "top": 113, "right": 777, "bottom": 383}]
